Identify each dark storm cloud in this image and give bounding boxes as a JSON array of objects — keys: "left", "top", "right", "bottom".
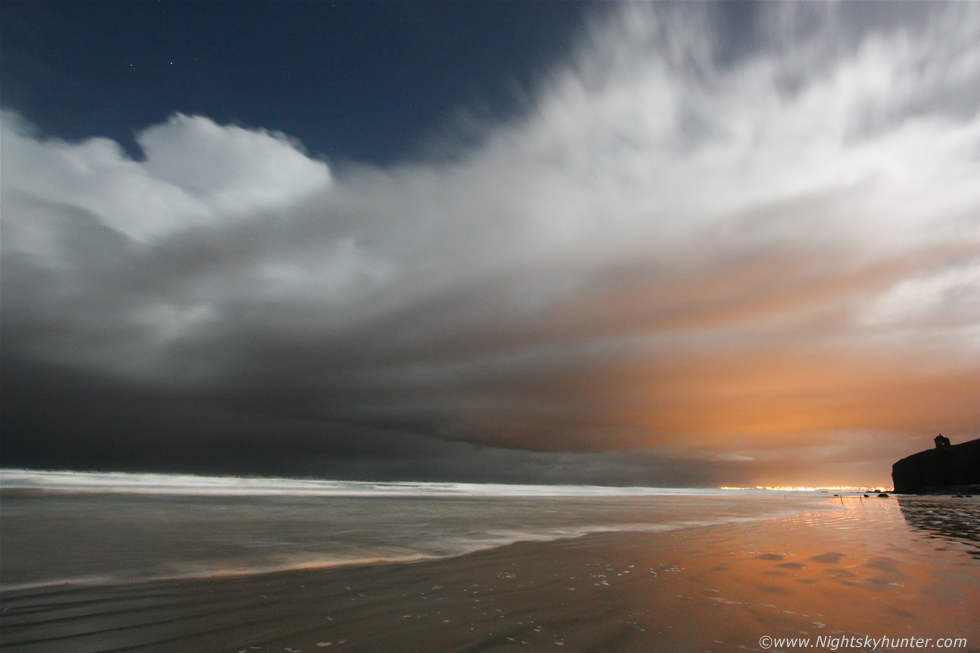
[{"left": 2, "top": 3, "right": 979, "bottom": 486}]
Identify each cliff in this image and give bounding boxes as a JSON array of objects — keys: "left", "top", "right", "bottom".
[{"left": 891, "top": 437, "right": 980, "bottom": 494}]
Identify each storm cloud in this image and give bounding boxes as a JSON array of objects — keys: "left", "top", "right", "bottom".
[{"left": 3, "top": 3, "right": 979, "bottom": 487}]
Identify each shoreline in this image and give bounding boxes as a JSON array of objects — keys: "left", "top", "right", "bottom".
[
  {"left": 0, "top": 512, "right": 815, "bottom": 594},
  {"left": 1, "top": 498, "right": 845, "bottom": 595},
  {"left": 3, "top": 501, "right": 977, "bottom": 653},
  {"left": 0, "top": 490, "right": 839, "bottom": 592}
]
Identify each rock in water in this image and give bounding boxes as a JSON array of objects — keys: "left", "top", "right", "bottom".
[{"left": 892, "top": 438, "right": 980, "bottom": 494}]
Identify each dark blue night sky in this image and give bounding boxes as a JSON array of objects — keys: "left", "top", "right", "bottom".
[{"left": 2, "top": 1, "right": 600, "bottom": 163}]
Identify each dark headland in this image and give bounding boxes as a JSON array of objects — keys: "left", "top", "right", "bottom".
[{"left": 892, "top": 436, "right": 980, "bottom": 494}]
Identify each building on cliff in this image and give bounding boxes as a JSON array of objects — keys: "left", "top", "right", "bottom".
[{"left": 892, "top": 437, "right": 980, "bottom": 494}]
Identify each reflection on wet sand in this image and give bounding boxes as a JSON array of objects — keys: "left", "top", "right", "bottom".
[
  {"left": 2, "top": 496, "right": 978, "bottom": 653},
  {"left": 897, "top": 496, "right": 980, "bottom": 559}
]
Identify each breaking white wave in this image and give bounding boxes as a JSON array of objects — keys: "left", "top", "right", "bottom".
[
  {"left": 1, "top": 469, "right": 837, "bottom": 590},
  {"left": 0, "top": 468, "right": 782, "bottom": 497}
]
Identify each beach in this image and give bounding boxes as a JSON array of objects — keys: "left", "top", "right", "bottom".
[
  {"left": 1, "top": 482, "right": 977, "bottom": 653},
  {"left": 4, "top": 2, "right": 980, "bottom": 651}
]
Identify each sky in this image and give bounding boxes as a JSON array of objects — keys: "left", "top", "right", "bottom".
[{"left": 2, "top": 1, "right": 978, "bottom": 488}]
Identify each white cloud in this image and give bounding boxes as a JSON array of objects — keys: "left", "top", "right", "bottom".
[
  {"left": 1, "top": 112, "right": 331, "bottom": 244},
  {"left": 138, "top": 114, "right": 331, "bottom": 218},
  {"left": 864, "top": 262, "right": 980, "bottom": 337}
]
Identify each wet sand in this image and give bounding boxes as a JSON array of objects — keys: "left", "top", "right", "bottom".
[{"left": 2, "top": 498, "right": 978, "bottom": 653}]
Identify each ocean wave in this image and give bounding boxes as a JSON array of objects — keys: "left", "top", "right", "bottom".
[{"left": 0, "top": 468, "right": 781, "bottom": 497}]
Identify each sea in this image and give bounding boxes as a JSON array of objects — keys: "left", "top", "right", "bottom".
[{"left": 1, "top": 469, "right": 977, "bottom": 591}]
